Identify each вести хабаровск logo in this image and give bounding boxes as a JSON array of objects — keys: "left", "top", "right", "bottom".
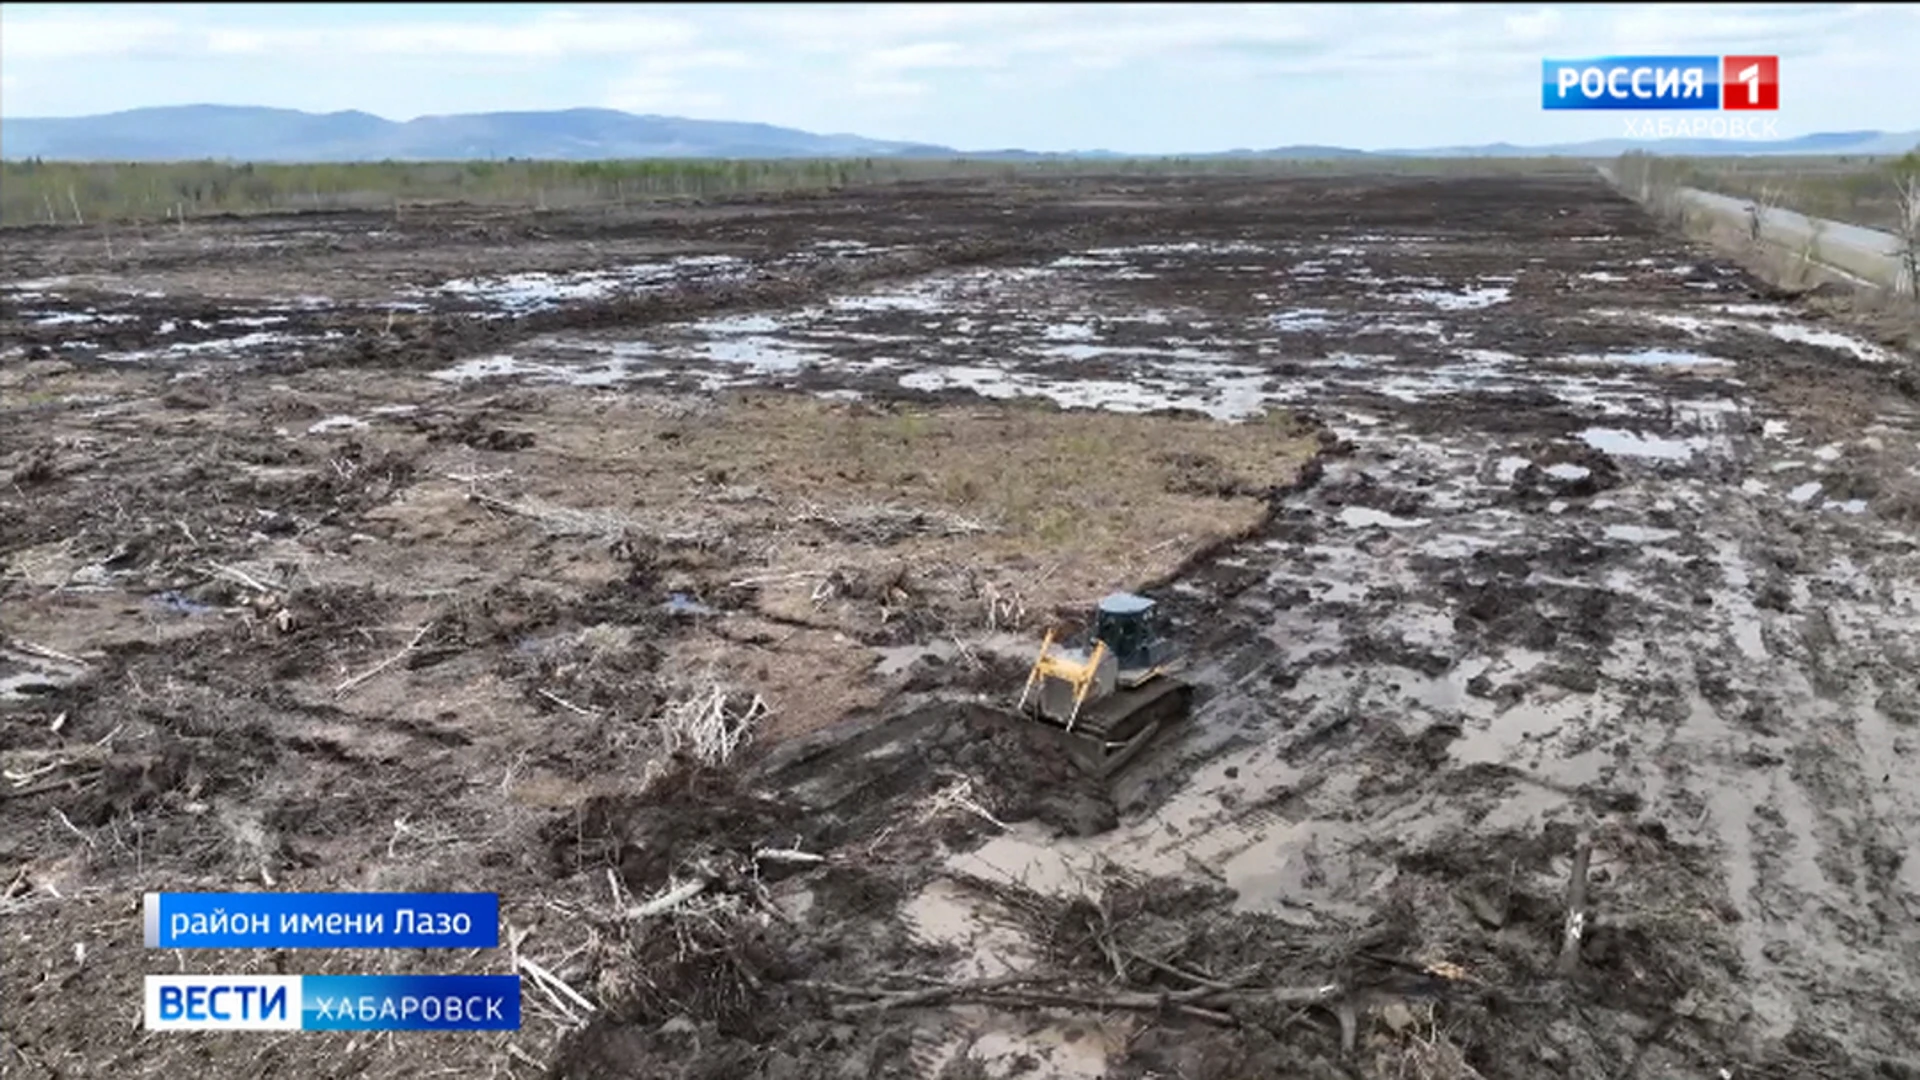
[{"left": 141, "top": 891, "right": 520, "bottom": 1033}]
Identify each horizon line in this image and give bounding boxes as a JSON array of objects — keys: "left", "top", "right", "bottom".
[{"left": 4, "top": 103, "right": 1913, "bottom": 159}]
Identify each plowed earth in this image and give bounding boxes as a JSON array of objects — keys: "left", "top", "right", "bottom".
[{"left": 4, "top": 169, "right": 1918, "bottom": 1080}]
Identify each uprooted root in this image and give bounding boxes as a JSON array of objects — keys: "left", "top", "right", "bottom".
[
  {"left": 549, "top": 818, "right": 1773, "bottom": 1080},
  {"left": 646, "top": 680, "right": 770, "bottom": 771},
  {"left": 599, "top": 874, "right": 794, "bottom": 1037}
]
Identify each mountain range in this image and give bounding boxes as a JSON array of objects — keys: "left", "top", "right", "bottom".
[{"left": 2, "top": 105, "right": 1915, "bottom": 162}]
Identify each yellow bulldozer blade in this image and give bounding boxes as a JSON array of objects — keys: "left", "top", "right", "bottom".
[{"left": 1016, "top": 629, "right": 1118, "bottom": 731}]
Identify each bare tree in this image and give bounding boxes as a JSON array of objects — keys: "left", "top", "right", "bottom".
[
  {"left": 1894, "top": 172, "right": 1920, "bottom": 299},
  {"left": 1794, "top": 218, "right": 1829, "bottom": 290},
  {"left": 1748, "top": 182, "right": 1784, "bottom": 250}
]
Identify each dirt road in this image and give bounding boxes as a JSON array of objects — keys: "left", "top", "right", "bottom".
[
  {"left": 1680, "top": 185, "right": 1911, "bottom": 290},
  {"left": 1599, "top": 162, "right": 1914, "bottom": 292},
  {"left": 4, "top": 168, "right": 1919, "bottom": 1079}
]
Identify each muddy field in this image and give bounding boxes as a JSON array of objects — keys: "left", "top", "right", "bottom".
[{"left": 4, "top": 168, "right": 1920, "bottom": 1080}]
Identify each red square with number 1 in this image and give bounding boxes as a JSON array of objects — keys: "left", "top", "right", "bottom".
[{"left": 1722, "top": 56, "right": 1779, "bottom": 110}]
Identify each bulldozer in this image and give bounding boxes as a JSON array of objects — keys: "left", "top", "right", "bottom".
[{"left": 1014, "top": 591, "right": 1194, "bottom": 778}]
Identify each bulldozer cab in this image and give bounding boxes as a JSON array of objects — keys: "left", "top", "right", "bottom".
[
  {"left": 1090, "top": 593, "right": 1176, "bottom": 681},
  {"left": 1013, "top": 590, "right": 1192, "bottom": 774}
]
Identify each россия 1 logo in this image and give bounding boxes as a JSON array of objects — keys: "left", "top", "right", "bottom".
[{"left": 1541, "top": 56, "right": 1779, "bottom": 111}]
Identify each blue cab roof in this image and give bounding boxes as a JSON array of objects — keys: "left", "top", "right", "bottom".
[{"left": 1097, "top": 592, "right": 1154, "bottom": 615}]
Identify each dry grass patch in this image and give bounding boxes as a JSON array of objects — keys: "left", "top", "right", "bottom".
[
  {"left": 3, "top": 362, "right": 1319, "bottom": 748},
  {"left": 43, "top": 375, "right": 1323, "bottom": 747},
  {"left": 472, "top": 389, "right": 1318, "bottom": 739},
  {"left": 564, "top": 391, "right": 1317, "bottom": 620}
]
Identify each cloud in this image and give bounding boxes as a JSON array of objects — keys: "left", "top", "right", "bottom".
[
  {"left": 0, "top": 15, "right": 187, "bottom": 59},
  {"left": 861, "top": 41, "right": 993, "bottom": 72},
  {"left": 0, "top": 2, "right": 1912, "bottom": 148},
  {"left": 1601, "top": 3, "right": 1878, "bottom": 53},
  {"left": 602, "top": 49, "right": 750, "bottom": 115},
  {"left": 733, "top": 3, "right": 1335, "bottom": 83},
  {"left": 603, "top": 73, "right": 725, "bottom": 116},
  {"left": 851, "top": 79, "right": 932, "bottom": 100},
  {"left": 1011, "top": 7, "right": 1323, "bottom": 64},
  {"left": 1502, "top": 8, "right": 1566, "bottom": 44},
  {"left": 357, "top": 12, "right": 698, "bottom": 59},
  {"left": 730, "top": 3, "right": 1064, "bottom": 53},
  {"left": 205, "top": 30, "right": 274, "bottom": 55},
  {"left": 0, "top": 8, "right": 702, "bottom": 62}
]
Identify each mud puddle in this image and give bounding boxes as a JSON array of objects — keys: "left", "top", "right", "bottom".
[
  {"left": 1092, "top": 243, "right": 1920, "bottom": 1065},
  {"left": 415, "top": 253, "right": 750, "bottom": 316},
  {"left": 428, "top": 231, "right": 1907, "bottom": 443}
]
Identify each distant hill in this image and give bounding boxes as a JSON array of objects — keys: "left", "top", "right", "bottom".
[
  {"left": 0, "top": 104, "right": 1914, "bottom": 162},
  {"left": 0, "top": 105, "right": 952, "bottom": 162},
  {"left": 1378, "top": 129, "right": 1920, "bottom": 158}
]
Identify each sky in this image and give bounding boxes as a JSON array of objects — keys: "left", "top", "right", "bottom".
[{"left": 0, "top": 2, "right": 1913, "bottom": 152}]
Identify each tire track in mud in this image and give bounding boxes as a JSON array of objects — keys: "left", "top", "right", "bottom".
[
  {"left": 1086, "top": 224, "right": 1920, "bottom": 1062},
  {"left": 727, "top": 173, "right": 1920, "bottom": 1072},
  {"left": 299, "top": 213, "right": 1176, "bottom": 375},
  {"left": 3, "top": 199, "right": 1176, "bottom": 379}
]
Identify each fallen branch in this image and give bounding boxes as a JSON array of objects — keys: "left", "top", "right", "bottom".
[
  {"left": 443, "top": 469, "right": 516, "bottom": 485},
  {"left": 810, "top": 574, "right": 840, "bottom": 604},
  {"left": 6, "top": 638, "right": 86, "bottom": 668},
  {"left": 961, "top": 990, "right": 1234, "bottom": 1025},
  {"left": 816, "top": 974, "right": 1342, "bottom": 1025},
  {"left": 208, "top": 562, "right": 276, "bottom": 596},
  {"left": 792, "top": 500, "right": 996, "bottom": 544},
  {"left": 724, "top": 569, "right": 831, "bottom": 589},
  {"left": 467, "top": 491, "right": 679, "bottom": 542},
  {"left": 516, "top": 953, "right": 597, "bottom": 1018},
  {"left": 1, "top": 772, "right": 101, "bottom": 800},
  {"left": 4, "top": 762, "right": 65, "bottom": 786},
  {"left": 917, "top": 775, "right": 1008, "bottom": 830},
  {"left": 807, "top": 972, "right": 1060, "bottom": 1010},
  {"left": 624, "top": 878, "right": 707, "bottom": 920},
  {"left": 334, "top": 621, "right": 434, "bottom": 696},
  {"left": 52, "top": 807, "right": 95, "bottom": 848},
  {"left": 1127, "top": 949, "right": 1241, "bottom": 993},
  {"left": 753, "top": 847, "right": 828, "bottom": 866},
  {"left": 537, "top": 689, "right": 598, "bottom": 717},
  {"left": 4, "top": 745, "right": 110, "bottom": 780},
  {"left": 1555, "top": 830, "right": 1595, "bottom": 977}
]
